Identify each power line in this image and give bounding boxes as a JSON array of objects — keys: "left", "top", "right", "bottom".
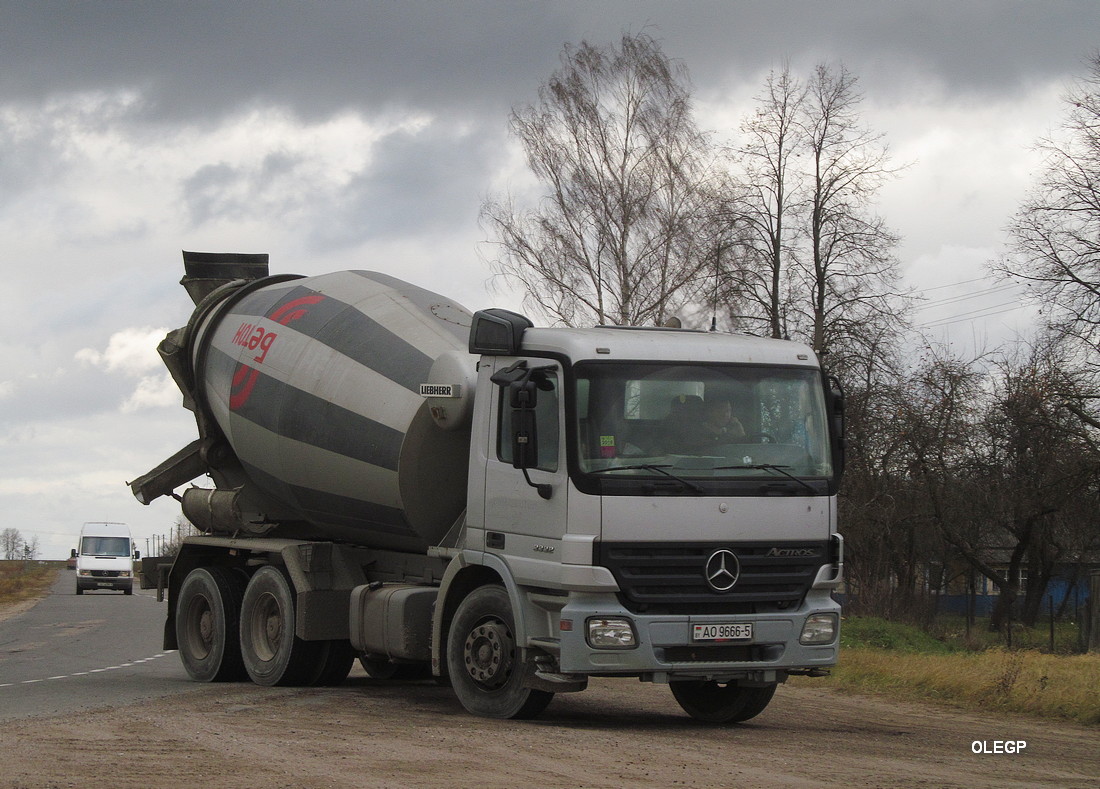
[
  {"left": 922, "top": 302, "right": 1027, "bottom": 329},
  {"left": 916, "top": 283, "right": 1020, "bottom": 311},
  {"left": 916, "top": 276, "right": 999, "bottom": 293}
]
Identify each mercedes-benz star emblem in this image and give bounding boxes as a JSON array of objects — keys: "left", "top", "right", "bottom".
[{"left": 704, "top": 549, "right": 740, "bottom": 592}]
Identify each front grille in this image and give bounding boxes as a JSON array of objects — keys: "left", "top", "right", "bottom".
[
  {"left": 91, "top": 570, "right": 123, "bottom": 577},
  {"left": 597, "top": 541, "right": 830, "bottom": 615}
]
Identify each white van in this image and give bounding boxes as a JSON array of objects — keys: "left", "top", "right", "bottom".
[{"left": 73, "top": 522, "right": 139, "bottom": 595}]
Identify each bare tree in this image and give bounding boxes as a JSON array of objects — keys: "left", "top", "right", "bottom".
[
  {"left": 1000, "top": 53, "right": 1100, "bottom": 367},
  {"left": 891, "top": 340, "right": 1100, "bottom": 631},
  {"left": 798, "top": 64, "right": 909, "bottom": 368},
  {"left": 2, "top": 527, "right": 23, "bottom": 560},
  {"left": 22, "top": 535, "right": 40, "bottom": 561},
  {"left": 482, "top": 33, "right": 716, "bottom": 327},
  {"left": 728, "top": 65, "right": 807, "bottom": 338}
]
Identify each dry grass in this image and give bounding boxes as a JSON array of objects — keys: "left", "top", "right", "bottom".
[
  {"left": 0, "top": 561, "right": 60, "bottom": 607},
  {"left": 812, "top": 644, "right": 1100, "bottom": 725}
]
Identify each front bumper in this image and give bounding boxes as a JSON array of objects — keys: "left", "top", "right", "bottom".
[
  {"left": 557, "top": 588, "right": 839, "bottom": 681},
  {"left": 77, "top": 576, "right": 133, "bottom": 592}
]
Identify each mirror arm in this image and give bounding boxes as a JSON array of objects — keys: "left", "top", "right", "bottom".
[{"left": 521, "top": 468, "right": 553, "bottom": 500}]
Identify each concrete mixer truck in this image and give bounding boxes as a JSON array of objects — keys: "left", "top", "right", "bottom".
[{"left": 130, "top": 251, "right": 845, "bottom": 722}]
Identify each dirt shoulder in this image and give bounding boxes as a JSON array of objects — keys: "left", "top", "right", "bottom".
[
  {"left": 1, "top": 672, "right": 1096, "bottom": 789},
  {"left": 0, "top": 596, "right": 42, "bottom": 625}
]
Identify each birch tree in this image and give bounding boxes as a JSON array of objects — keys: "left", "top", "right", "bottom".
[{"left": 481, "top": 33, "right": 716, "bottom": 327}]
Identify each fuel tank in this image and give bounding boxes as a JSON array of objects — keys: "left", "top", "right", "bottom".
[{"left": 173, "top": 260, "right": 477, "bottom": 553}]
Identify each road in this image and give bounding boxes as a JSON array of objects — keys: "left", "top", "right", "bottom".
[
  {"left": 0, "top": 571, "right": 1097, "bottom": 788},
  {"left": 0, "top": 569, "right": 198, "bottom": 721}
]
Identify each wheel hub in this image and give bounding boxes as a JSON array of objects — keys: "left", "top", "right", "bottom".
[
  {"left": 463, "top": 620, "right": 514, "bottom": 689},
  {"left": 198, "top": 609, "right": 214, "bottom": 646}
]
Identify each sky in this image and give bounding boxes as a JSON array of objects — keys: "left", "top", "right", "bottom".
[{"left": 1, "top": 0, "right": 1097, "bottom": 559}]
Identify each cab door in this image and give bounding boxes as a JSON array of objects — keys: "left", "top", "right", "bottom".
[{"left": 482, "top": 357, "right": 569, "bottom": 583}]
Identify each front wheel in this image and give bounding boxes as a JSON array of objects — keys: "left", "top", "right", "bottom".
[
  {"left": 446, "top": 585, "right": 553, "bottom": 719},
  {"left": 670, "top": 681, "right": 777, "bottom": 723}
]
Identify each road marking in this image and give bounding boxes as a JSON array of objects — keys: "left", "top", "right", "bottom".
[{"left": 0, "top": 651, "right": 176, "bottom": 690}]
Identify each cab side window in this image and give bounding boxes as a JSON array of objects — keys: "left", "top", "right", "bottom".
[{"left": 497, "top": 370, "right": 559, "bottom": 472}]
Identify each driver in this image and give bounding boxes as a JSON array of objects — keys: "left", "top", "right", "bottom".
[
  {"left": 678, "top": 397, "right": 745, "bottom": 452},
  {"left": 701, "top": 397, "right": 746, "bottom": 443}
]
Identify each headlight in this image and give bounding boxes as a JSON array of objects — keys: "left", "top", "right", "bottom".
[
  {"left": 586, "top": 618, "right": 637, "bottom": 649},
  {"left": 119, "top": 571, "right": 131, "bottom": 578},
  {"left": 78, "top": 570, "right": 91, "bottom": 577},
  {"left": 800, "top": 613, "right": 838, "bottom": 645}
]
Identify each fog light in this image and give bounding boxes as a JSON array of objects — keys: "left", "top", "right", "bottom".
[
  {"left": 800, "top": 613, "right": 838, "bottom": 645},
  {"left": 586, "top": 618, "right": 637, "bottom": 649}
]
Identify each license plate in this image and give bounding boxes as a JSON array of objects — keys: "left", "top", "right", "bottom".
[{"left": 693, "top": 623, "right": 753, "bottom": 641}]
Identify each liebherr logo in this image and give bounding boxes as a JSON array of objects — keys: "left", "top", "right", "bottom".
[{"left": 765, "top": 547, "right": 819, "bottom": 558}]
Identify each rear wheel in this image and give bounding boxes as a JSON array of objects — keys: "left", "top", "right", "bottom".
[
  {"left": 359, "top": 655, "right": 432, "bottom": 681},
  {"left": 446, "top": 585, "right": 553, "bottom": 719},
  {"left": 670, "top": 681, "right": 777, "bottom": 723},
  {"left": 240, "top": 566, "right": 320, "bottom": 686},
  {"left": 306, "top": 640, "right": 356, "bottom": 686},
  {"left": 175, "top": 567, "right": 247, "bottom": 682}
]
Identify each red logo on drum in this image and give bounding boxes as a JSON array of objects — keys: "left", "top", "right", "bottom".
[{"left": 229, "top": 293, "right": 326, "bottom": 410}]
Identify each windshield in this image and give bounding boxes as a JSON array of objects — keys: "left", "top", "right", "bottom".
[
  {"left": 81, "top": 536, "right": 130, "bottom": 557},
  {"left": 574, "top": 362, "right": 832, "bottom": 479}
]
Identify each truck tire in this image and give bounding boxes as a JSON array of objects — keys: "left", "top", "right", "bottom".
[
  {"left": 670, "top": 680, "right": 777, "bottom": 723},
  {"left": 446, "top": 584, "right": 553, "bottom": 719},
  {"left": 359, "top": 656, "right": 432, "bottom": 681},
  {"left": 306, "top": 640, "right": 356, "bottom": 686},
  {"left": 176, "top": 567, "right": 247, "bottom": 682},
  {"left": 240, "top": 566, "right": 320, "bottom": 686}
]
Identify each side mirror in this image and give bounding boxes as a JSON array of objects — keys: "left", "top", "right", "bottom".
[
  {"left": 70, "top": 548, "right": 77, "bottom": 558},
  {"left": 492, "top": 362, "right": 554, "bottom": 500},
  {"left": 831, "top": 389, "right": 845, "bottom": 439},
  {"left": 826, "top": 374, "right": 846, "bottom": 479},
  {"left": 134, "top": 550, "right": 141, "bottom": 561},
  {"left": 509, "top": 378, "right": 539, "bottom": 409}
]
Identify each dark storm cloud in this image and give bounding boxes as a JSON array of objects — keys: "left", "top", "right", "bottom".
[
  {"left": 0, "top": 0, "right": 571, "bottom": 123},
  {"left": 5, "top": 1, "right": 1099, "bottom": 128}
]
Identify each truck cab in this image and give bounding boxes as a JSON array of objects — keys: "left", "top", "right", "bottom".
[{"left": 434, "top": 311, "right": 844, "bottom": 720}]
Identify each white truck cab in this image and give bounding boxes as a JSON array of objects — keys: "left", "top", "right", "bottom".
[{"left": 74, "top": 522, "right": 138, "bottom": 595}]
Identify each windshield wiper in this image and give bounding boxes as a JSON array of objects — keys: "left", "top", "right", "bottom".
[
  {"left": 590, "top": 464, "right": 705, "bottom": 495},
  {"left": 713, "top": 463, "right": 817, "bottom": 494}
]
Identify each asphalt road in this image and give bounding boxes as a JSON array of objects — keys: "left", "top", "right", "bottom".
[{"left": 0, "top": 569, "right": 197, "bottom": 721}]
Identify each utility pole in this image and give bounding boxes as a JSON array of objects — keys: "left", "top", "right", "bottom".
[{"left": 1089, "top": 570, "right": 1100, "bottom": 654}]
